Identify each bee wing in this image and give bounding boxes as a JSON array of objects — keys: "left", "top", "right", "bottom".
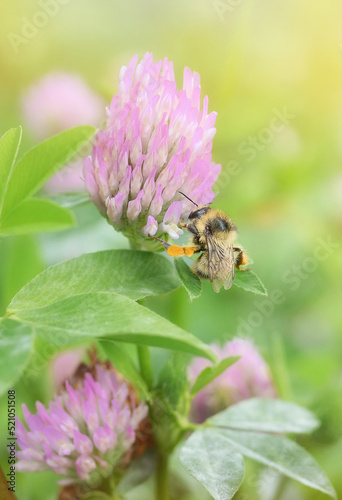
[
  {"left": 223, "top": 260, "right": 235, "bottom": 290},
  {"left": 211, "top": 278, "right": 223, "bottom": 293},
  {"left": 206, "top": 233, "right": 235, "bottom": 291}
]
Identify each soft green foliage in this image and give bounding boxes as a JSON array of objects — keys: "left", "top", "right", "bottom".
[
  {"left": 155, "top": 355, "right": 192, "bottom": 456},
  {"left": 0, "top": 250, "right": 216, "bottom": 394},
  {"left": 174, "top": 257, "right": 267, "bottom": 299},
  {"left": 157, "top": 353, "right": 190, "bottom": 411},
  {"left": 0, "top": 126, "right": 95, "bottom": 235},
  {"left": 0, "top": 127, "right": 22, "bottom": 214},
  {"left": 1, "top": 126, "right": 95, "bottom": 217},
  {"left": 0, "top": 235, "right": 43, "bottom": 316},
  {"left": 174, "top": 258, "right": 202, "bottom": 300},
  {"left": 190, "top": 356, "right": 240, "bottom": 396},
  {"left": 180, "top": 429, "right": 245, "bottom": 500},
  {"left": 180, "top": 398, "right": 336, "bottom": 499},
  {"left": 1, "top": 291, "right": 215, "bottom": 395},
  {"left": 233, "top": 269, "right": 267, "bottom": 295},
  {"left": 8, "top": 250, "right": 180, "bottom": 312},
  {"left": 0, "top": 318, "right": 34, "bottom": 394},
  {"left": 208, "top": 398, "right": 320, "bottom": 434},
  {"left": 217, "top": 430, "right": 336, "bottom": 498},
  {"left": 11, "top": 292, "right": 215, "bottom": 358},
  {"left": 0, "top": 198, "right": 75, "bottom": 234}
]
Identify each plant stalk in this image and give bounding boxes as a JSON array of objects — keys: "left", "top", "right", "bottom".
[
  {"left": 271, "top": 331, "right": 292, "bottom": 400},
  {"left": 155, "top": 454, "right": 170, "bottom": 500}
]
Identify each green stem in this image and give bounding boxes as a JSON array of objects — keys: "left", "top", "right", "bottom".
[
  {"left": 98, "top": 475, "right": 114, "bottom": 496},
  {"left": 155, "top": 454, "right": 170, "bottom": 500},
  {"left": 271, "top": 331, "right": 292, "bottom": 400},
  {"left": 137, "top": 345, "right": 154, "bottom": 390}
]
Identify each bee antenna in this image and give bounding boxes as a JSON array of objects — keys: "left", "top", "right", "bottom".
[{"left": 178, "top": 191, "right": 198, "bottom": 207}]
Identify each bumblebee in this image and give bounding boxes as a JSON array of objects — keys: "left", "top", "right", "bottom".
[{"left": 150, "top": 193, "right": 248, "bottom": 293}]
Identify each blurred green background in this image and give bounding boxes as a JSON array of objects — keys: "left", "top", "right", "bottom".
[{"left": 0, "top": 0, "right": 341, "bottom": 499}]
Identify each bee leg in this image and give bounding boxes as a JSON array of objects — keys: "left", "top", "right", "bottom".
[
  {"left": 148, "top": 235, "right": 200, "bottom": 258},
  {"left": 175, "top": 246, "right": 201, "bottom": 257},
  {"left": 166, "top": 245, "right": 201, "bottom": 257},
  {"left": 148, "top": 234, "right": 171, "bottom": 251},
  {"left": 234, "top": 248, "right": 249, "bottom": 270}
]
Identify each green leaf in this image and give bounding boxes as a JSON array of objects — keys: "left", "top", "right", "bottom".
[
  {"left": 0, "top": 235, "right": 43, "bottom": 316},
  {"left": 8, "top": 250, "right": 180, "bottom": 313},
  {"left": 208, "top": 398, "right": 320, "bottom": 434},
  {"left": 158, "top": 352, "right": 190, "bottom": 411},
  {"left": 1, "top": 125, "right": 95, "bottom": 220},
  {"left": 0, "top": 318, "right": 34, "bottom": 395},
  {"left": 234, "top": 269, "right": 267, "bottom": 295},
  {"left": 0, "top": 198, "right": 75, "bottom": 235},
  {"left": 174, "top": 258, "right": 202, "bottom": 300},
  {"left": 11, "top": 292, "right": 217, "bottom": 361},
  {"left": 180, "top": 429, "right": 245, "bottom": 500},
  {"left": 0, "top": 127, "right": 22, "bottom": 219},
  {"left": 219, "top": 429, "right": 337, "bottom": 499},
  {"left": 99, "top": 340, "right": 149, "bottom": 398},
  {"left": 190, "top": 356, "right": 240, "bottom": 396}
]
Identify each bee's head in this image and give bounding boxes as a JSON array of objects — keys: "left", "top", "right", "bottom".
[
  {"left": 188, "top": 205, "right": 211, "bottom": 220},
  {"left": 178, "top": 191, "right": 212, "bottom": 221}
]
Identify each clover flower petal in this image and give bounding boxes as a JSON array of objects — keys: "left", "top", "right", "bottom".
[
  {"left": 17, "top": 365, "right": 148, "bottom": 486},
  {"left": 85, "top": 53, "right": 221, "bottom": 244}
]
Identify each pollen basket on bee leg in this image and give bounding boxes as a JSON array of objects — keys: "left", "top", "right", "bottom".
[
  {"left": 167, "top": 245, "right": 186, "bottom": 257},
  {"left": 167, "top": 245, "right": 198, "bottom": 257},
  {"left": 240, "top": 252, "right": 248, "bottom": 266},
  {"left": 183, "top": 247, "right": 197, "bottom": 257}
]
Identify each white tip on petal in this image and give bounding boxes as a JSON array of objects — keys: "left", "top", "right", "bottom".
[
  {"left": 142, "top": 215, "right": 158, "bottom": 236},
  {"left": 162, "top": 222, "right": 183, "bottom": 240}
]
